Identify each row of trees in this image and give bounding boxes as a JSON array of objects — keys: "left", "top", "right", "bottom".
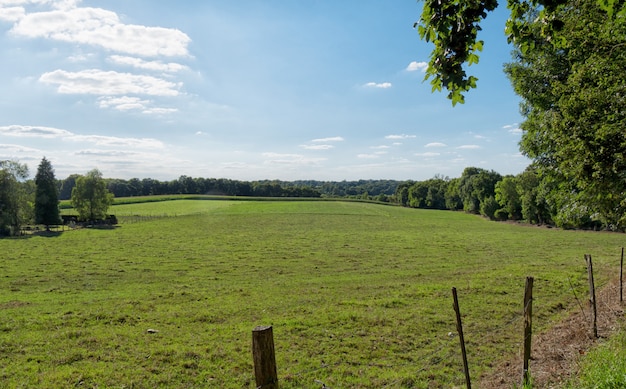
[
  {"left": 55, "top": 176, "right": 398, "bottom": 201},
  {"left": 0, "top": 158, "right": 114, "bottom": 235},
  {"left": 396, "top": 165, "right": 616, "bottom": 230}
]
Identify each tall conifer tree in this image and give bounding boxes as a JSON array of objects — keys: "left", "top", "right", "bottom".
[{"left": 35, "top": 157, "right": 60, "bottom": 229}]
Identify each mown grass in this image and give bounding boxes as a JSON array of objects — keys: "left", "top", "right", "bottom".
[{"left": 1, "top": 200, "right": 624, "bottom": 388}]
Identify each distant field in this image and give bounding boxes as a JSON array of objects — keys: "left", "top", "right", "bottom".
[{"left": 1, "top": 200, "right": 624, "bottom": 388}]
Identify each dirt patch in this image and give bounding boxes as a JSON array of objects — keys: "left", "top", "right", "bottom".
[
  {"left": 480, "top": 279, "right": 625, "bottom": 388},
  {"left": 0, "top": 300, "right": 31, "bottom": 309}
]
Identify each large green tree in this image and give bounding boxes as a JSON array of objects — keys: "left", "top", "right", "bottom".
[
  {"left": 505, "top": 0, "right": 626, "bottom": 229},
  {"left": 34, "top": 157, "right": 60, "bottom": 229},
  {"left": 0, "top": 160, "right": 29, "bottom": 235},
  {"left": 416, "top": 0, "right": 625, "bottom": 104},
  {"left": 71, "top": 169, "right": 114, "bottom": 221}
]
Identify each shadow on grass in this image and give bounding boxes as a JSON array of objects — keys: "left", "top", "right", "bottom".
[{"left": 1, "top": 224, "right": 121, "bottom": 239}]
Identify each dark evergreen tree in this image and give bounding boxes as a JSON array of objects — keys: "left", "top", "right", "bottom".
[{"left": 35, "top": 157, "right": 60, "bottom": 230}]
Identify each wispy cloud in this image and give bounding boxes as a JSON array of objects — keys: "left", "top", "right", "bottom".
[
  {"left": 262, "top": 152, "right": 326, "bottom": 166},
  {"left": 425, "top": 142, "right": 447, "bottom": 148},
  {"left": 39, "top": 69, "right": 181, "bottom": 96},
  {"left": 311, "top": 136, "right": 344, "bottom": 143},
  {"left": 0, "top": 124, "right": 164, "bottom": 149},
  {"left": 108, "top": 55, "right": 189, "bottom": 73},
  {"left": 457, "top": 145, "right": 481, "bottom": 150},
  {"left": 0, "top": 143, "right": 41, "bottom": 154},
  {"left": 503, "top": 124, "right": 522, "bottom": 134},
  {"left": 357, "top": 153, "right": 380, "bottom": 159},
  {"left": 70, "top": 135, "right": 165, "bottom": 149},
  {"left": 406, "top": 61, "right": 428, "bottom": 72},
  {"left": 385, "top": 134, "right": 416, "bottom": 140},
  {"left": 415, "top": 152, "right": 440, "bottom": 157},
  {"left": 363, "top": 82, "right": 392, "bottom": 89},
  {"left": 301, "top": 144, "right": 334, "bottom": 150}
]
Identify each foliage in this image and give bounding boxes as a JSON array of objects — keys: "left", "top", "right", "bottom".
[
  {"left": 34, "top": 157, "right": 60, "bottom": 228},
  {"left": 495, "top": 175, "right": 522, "bottom": 220},
  {"left": 480, "top": 195, "right": 500, "bottom": 219},
  {"left": 0, "top": 160, "right": 29, "bottom": 235},
  {"left": 71, "top": 169, "right": 114, "bottom": 221},
  {"left": 415, "top": 0, "right": 497, "bottom": 105},
  {"left": 506, "top": 0, "right": 626, "bottom": 230},
  {"left": 458, "top": 167, "right": 502, "bottom": 214},
  {"left": 416, "top": 0, "right": 625, "bottom": 104},
  {"left": 1, "top": 200, "right": 622, "bottom": 387}
]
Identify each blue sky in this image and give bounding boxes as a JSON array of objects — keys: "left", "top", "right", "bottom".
[{"left": 0, "top": 0, "right": 529, "bottom": 181}]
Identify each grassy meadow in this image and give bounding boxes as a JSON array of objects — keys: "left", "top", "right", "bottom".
[{"left": 1, "top": 199, "right": 625, "bottom": 388}]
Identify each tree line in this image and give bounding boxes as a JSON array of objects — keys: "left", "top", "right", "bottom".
[
  {"left": 395, "top": 166, "right": 613, "bottom": 230},
  {"left": 56, "top": 176, "right": 399, "bottom": 201}
]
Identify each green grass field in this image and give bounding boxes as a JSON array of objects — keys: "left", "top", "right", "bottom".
[{"left": 1, "top": 200, "right": 624, "bottom": 388}]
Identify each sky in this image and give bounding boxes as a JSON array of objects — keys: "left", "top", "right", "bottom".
[{"left": 0, "top": 0, "right": 530, "bottom": 181}]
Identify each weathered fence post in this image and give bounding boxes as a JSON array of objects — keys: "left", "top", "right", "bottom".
[
  {"left": 619, "top": 247, "right": 624, "bottom": 303},
  {"left": 585, "top": 254, "right": 598, "bottom": 338},
  {"left": 452, "top": 287, "right": 471, "bottom": 389},
  {"left": 252, "top": 325, "right": 278, "bottom": 389},
  {"left": 522, "top": 276, "right": 534, "bottom": 387}
]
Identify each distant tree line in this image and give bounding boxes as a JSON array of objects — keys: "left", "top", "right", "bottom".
[{"left": 56, "top": 176, "right": 400, "bottom": 201}]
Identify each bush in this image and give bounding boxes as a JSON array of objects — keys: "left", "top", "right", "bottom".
[
  {"left": 495, "top": 208, "right": 509, "bottom": 221},
  {"left": 480, "top": 196, "right": 499, "bottom": 220}
]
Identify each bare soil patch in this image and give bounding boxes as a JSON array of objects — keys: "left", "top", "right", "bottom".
[{"left": 480, "top": 279, "right": 625, "bottom": 388}]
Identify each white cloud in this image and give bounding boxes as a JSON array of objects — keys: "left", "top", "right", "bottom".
[
  {"left": 301, "top": 144, "right": 334, "bottom": 150},
  {"left": 0, "top": 124, "right": 72, "bottom": 138},
  {"left": 311, "top": 136, "right": 344, "bottom": 143},
  {"left": 75, "top": 149, "right": 139, "bottom": 157},
  {"left": 98, "top": 96, "right": 149, "bottom": 111},
  {"left": 370, "top": 145, "right": 390, "bottom": 150},
  {"left": 262, "top": 152, "right": 326, "bottom": 166},
  {"left": 0, "top": 6, "right": 25, "bottom": 21},
  {"left": 364, "top": 82, "right": 392, "bottom": 89},
  {"left": 415, "top": 152, "right": 440, "bottom": 157},
  {"left": 406, "top": 61, "right": 428, "bottom": 72},
  {"left": 357, "top": 153, "right": 379, "bottom": 159},
  {"left": 142, "top": 107, "right": 178, "bottom": 115},
  {"left": 457, "top": 145, "right": 481, "bottom": 150},
  {"left": 425, "top": 142, "right": 447, "bottom": 148},
  {"left": 0, "top": 124, "right": 164, "bottom": 149},
  {"left": 10, "top": 5, "right": 191, "bottom": 57},
  {"left": 108, "top": 55, "right": 189, "bottom": 73},
  {"left": 385, "top": 134, "right": 416, "bottom": 140},
  {"left": 0, "top": 143, "right": 41, "bottom": 153},
  {"left": 69, "top": 134, "right": 165, "bottom": 149},
  {"left": 39, "top": 69, "right": 181, "bottom": 96}
]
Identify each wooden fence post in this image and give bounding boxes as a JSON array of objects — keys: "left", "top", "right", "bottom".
[
  {"left": 452, "top": 287, "right": 471, "bottom": 389},
  {"left": 252, "top": 325, "right": 278, "bottom": 389},
  {"left": 522, "top": 276, "right": 534, "bottom": 387},
  {"left": 619, "top": 247, "right": 624, "bottom": 303},
  {"left": 585, "top": 254, "right": 598, "bottom": 338}
]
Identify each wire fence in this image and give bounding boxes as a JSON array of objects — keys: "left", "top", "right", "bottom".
[{"left": 251, "top": 253, "right": 626, "bottom": 388}]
